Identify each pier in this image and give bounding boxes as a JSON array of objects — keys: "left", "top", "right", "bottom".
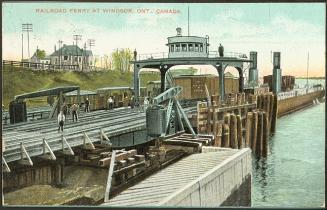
[{"left": 102, "top": 147, "right": 251, "bottom": 207}]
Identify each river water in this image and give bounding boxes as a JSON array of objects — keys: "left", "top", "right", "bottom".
[{"left": 252, "top": 79, "right": 325, "bottom": 207}]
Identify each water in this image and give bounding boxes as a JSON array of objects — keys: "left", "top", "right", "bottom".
[
  {"left": 252, "top": 102, "right": 325, "bottom": 207},
  {"left": 295, "top": 78, "right": 325, "bottom": 88}
]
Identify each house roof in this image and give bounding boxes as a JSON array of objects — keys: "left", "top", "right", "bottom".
[{"left": 50, "top": 44, "right": 93, "bottom": 56}]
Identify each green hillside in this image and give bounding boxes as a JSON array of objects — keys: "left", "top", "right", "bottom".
[{"left": 2, "top": 66, "right": 160, "bottom": 108}]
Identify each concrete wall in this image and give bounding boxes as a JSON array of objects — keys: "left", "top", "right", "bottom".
[
  {"left": 278, "top": 90, "right": 325, "bottom": 117},
  {"left": 158, "top": 147, "right": 252, "bottom": 207}
]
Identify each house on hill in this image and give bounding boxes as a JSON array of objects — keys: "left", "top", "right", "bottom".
[
  {"left": 30, "top": 48, "right": 50, "bottom": 64},
  {"left": 50, "top": 44, "right": 93, "bottom": 70}
]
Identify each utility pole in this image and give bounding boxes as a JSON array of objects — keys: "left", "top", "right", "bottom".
[
  {"left": 21, "top": 33, "right": 24, "bottom": 61},
  {"left": 188, "top": 5, "right": 190, "bottom": 36},
  {"left": 306, "top": 52, "right": 309, "bottom": 88},
  {"left": 58, "top": 40, "right": 63, "bottom": 68},
  {"left": 22, "top": 23, "right": 33, "bottom": 59},
  {"left": 82, "top": 42, "right": 86, "bottom": 71},
  {"left": 87, "top": 39, "right": 95, "bottom": 69},
  {"left": 73, "top": 34, "right": 82, "bottom": 68}
]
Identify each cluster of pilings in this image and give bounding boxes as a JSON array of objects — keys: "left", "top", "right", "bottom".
[{"left": 197, "top": 92, "right": 278, "bottom": 158}]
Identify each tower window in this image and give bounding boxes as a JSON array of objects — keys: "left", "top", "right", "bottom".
[
  {"left": 195, "top": 44, "right": 199, "bottom": 52},
  {"left": 200, "top": 44, "right": 203, "bottom": 52},
  {"left": 176, "top": 44, "right": 180, "bottom": 52},
  {"left": 188, "top": 44, "right": 194, "bottom": 51},
  {"left": 170, "top": 45, "right": 174, "bottom": 52},
  {"left": 182, "top": 44, "right": 187, "bottom": 52}
]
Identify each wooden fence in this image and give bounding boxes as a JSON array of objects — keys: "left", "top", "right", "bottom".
[{"left": 2, "top": 60, "right": 100, "bottom": 72}]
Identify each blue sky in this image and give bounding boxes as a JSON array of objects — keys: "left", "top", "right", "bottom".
[{"left": 2, "top": 2, "right": 325, "bottom": 76}]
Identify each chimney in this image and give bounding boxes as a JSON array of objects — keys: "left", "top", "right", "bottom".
[
  {"left": 176, "top": 27, "right": 182, "bottom": 36},
  {"left": 54, "top": 45, "right": 56, "bottom": 52}
]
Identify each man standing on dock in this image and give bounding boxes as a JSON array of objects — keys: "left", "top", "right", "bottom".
[
  {"left": 143, "top": 97, "right": 149, "bottom": 112},
  {"left": 71, "top": 103, "right": 79, "bottom": 122},
  {"left": 85, "top": 98, "right": 90, "bottom": 112},
  {"left": 58, "top": 111, "right": 65, "bottom": 132},
  {"left": 107, "top": 96, "right": 114, "bottom": 110},
  {"left": 218, "top": 43, "right": 224, "bottom": 57}
]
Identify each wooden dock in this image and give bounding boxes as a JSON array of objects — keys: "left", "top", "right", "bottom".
[{"left": 101, "top": 147, "right": 251, "bottom": 207}]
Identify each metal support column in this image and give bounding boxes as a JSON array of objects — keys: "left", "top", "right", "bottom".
[
  {"left": 236, "top": 67, "right": 244, "bottom": 92},
  {"left": 216, "top": 64, "right": 225, "bottom": 101},
  {"left": 133, "top": 63, "right": 141, "bottom": 99},
  {"left": 160, "top": 69, "right": 166, "bottom": 93}
]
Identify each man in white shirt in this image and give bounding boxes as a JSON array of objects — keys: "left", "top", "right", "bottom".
[
  {"left": 143, "top": 97, "right": 149, "bottom": 112},
  {"left": 58, "top": 111, "right": 65, "bottom": 132},
  {"left": 107, "top": 96, "right": 114, "bottom": 110}
]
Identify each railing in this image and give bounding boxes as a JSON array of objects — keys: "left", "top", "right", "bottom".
[
  {"left": 136, "top": 51, "right": 248, "bottom": 61},
  {"left": 2, "top": 60, "right": 98, "bottom": 72},
  {"left": 277, "top": 85, "right": 324, "bottom": 100}
]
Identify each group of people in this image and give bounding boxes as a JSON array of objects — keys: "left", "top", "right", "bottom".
[
  {"left": 57, "top": 96, "right": 151, "bottom": 132},
  {"left": 57, "top": 97, "right": 90, "bottom": 133}
]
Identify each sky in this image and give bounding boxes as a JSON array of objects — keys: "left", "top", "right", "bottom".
[{"left": 2, "top": 2, "right": 326, "bottom": 77}]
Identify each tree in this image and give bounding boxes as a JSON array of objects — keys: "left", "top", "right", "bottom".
[
  {"left": 112, "top": 49, "right": 133, "bottom": 72},
  {"left": 36, "top": 49, "right": 46, "bottom": 59}
]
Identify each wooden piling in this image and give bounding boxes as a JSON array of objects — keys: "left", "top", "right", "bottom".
[
  {"left": 268, "top": 94, "right": 274, "bottom": 134},
  {"left": 256, "top": 111, "right": 264, "bottom": 156},
  {"left": 215, "top": 123, "right": 223, "bottom": 147},
  {"left": 245, "top": 112, "right": 253, "bottom": 148},
  {"left": 262, "top": 112, "right": 269, "bottom": 157},
  {"left": 224, "top": 113, "right": 231, "bottom": 125},
  {"left": 230, "top": 114, "right": 238, "bottom": 149},
  {"left": 271, "top": 94, "right": 278, "bottom": 134},
  {"left": 222, "top": 124, "right": 230, "bottom": 147},
  {"left": 207, "top": 107, "right": 213, "bottom": 133},
  {"left": 251, "top": 111, "right": 258, "bottom": 153},
  {"left": 236, "top": 115, "right": 243, "bottom": 149}
]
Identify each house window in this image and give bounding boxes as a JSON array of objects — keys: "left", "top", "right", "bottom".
[
  {"left": 170, "top": 45, "right": 174, "bottom": 52},
  {"left": 200, "top": 44, "right": 203, "bottom": 52},
  {"left": 55, "top": 58, "right": 58, "bottom": 63},
  {"left": 188, "top": 44, "right": 194, "bottom": 51},
  {"left": 182, "top": 44, "right": 187, "bottom": 52},
  {"left": 195, "top": 44, "right": 199, "bottom": 52},
  {"left": 176, "top": 44, "right": 180, "bottom": 52},
  {"left": 64, "top": 56, "right": 68, "bottom": 60},
  {"left": 79, "top": 57, "right": 81, "bottom": 62},
  {"left": 75, "top": 57, "right": 77, "bottom": 62}
]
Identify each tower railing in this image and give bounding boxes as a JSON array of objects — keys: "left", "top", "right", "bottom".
[{"left": 136, "top": 51, "right": 248, "bottom": 61}]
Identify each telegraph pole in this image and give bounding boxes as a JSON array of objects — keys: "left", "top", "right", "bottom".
[
  {"left": 306, "top": 52, "right": 309, "bottom": 88},
  {"left": 58, "top": 40, "right": 63, "bottom": 68},
  {"left": 188, "top": 5, "right": 190, "bottom": 36},
  {"left": 22, "top": 23, "right": 33, "bottom": 59},
  {"left": 21, "top": 33, "right": 24, "bottom": 61},
  {"left": 87, "top": 39, "right": 95, "bottom": 69},
  {"left": 73, "top": 34, "right": 82, "bottom": 68}
]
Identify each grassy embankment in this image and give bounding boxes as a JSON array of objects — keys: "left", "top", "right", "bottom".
[{"left": 2, "top": 66, "right": 160, "bottom": 108}]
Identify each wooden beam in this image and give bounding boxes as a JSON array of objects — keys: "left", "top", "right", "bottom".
[
  {"left": 2, "top": 157, "right": 11, "bottom": 173},
  {"left": 104, "top": 150, "right": 116, "bottom": 203},
  {"left": 100, "top": 128, "right": 112, "bottom": 146},
  {"left": 41, "top": 138, "right": 56, "bottom": 160},
  {"left": 83, "top": 132, "right": 95, "bottom": 150},
  {"left": 113, "top": 161, "right": 145, "bottom": 176},
  {"left": 19, "top": 142, "right": 33, "bottom": 166},
  {"left": 61, "top": 135, "right": 74, "bottom": 155}
]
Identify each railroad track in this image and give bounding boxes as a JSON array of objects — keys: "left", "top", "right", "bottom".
[{"left": 2, "top": 106, "right": 197, "bottom": 165}]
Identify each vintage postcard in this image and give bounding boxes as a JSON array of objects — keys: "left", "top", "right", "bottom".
[{"left": 1, "top": 1, "right": 325, "bottom": 208}]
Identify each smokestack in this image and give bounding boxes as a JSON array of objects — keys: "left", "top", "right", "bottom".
[
  {"left": 248, "top": 51, "right": 258, "bottom": 85},
  {"left": 272, "top": 52, "right": 282, "bottom": 93},
  {"left": 176, "top": 27, "right": 182, "bottom": 36}
]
